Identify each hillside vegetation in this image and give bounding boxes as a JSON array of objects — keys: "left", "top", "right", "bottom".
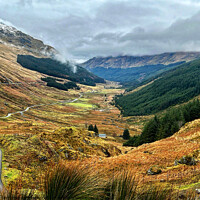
[
  {"left": 87, "top": 62, "right": 183, "bottom": 84},
  {"left": 124, "top": 99, "right": 200, "bottom": 146},
  {"left": 115, "top": 59, "right": 200, "bottom": 116},
  {"left": 17, "top": 55, "right": 105, "bottom": 86}
]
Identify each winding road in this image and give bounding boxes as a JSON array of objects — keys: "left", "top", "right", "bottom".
[{"left": 0, "top": 93, "right": 83, "bottom": 119}]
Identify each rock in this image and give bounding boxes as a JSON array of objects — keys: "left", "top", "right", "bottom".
[
  {"left": 83, "top": 139, "right": 88, "bottom": 144},
  {"left": 102, "top": 148, "right": 111, "bottom": 157},
  {"left": 147, "top": 166, "right": 162, "bottom": 175},
  {"left": 65, "top": 152, "right": 69, "bottom": 159},
  {"left": 174, "top": 160, "right": 179, "bottom": 166},
  {"left": 39, "top": 156, "right": 48, "bottom": 162},
  {"left": 144, "top": 151, "right": 152, "bottom": 154},
  {"left": 175, "top": 156, "right": 196, "bottom": 166},
  {"left": 78, "top": 147, "right": 84, "bottom": 153},
  {"left": 160, "top": 179, "right": 166, "bottom": 182}
]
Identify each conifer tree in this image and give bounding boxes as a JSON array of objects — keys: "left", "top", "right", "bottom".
[
  {"left": 94, "top": 125, "right": 99, "bottom": 136},
  {"left": 88, "top": 124, "right": 94, "bottom": 131},
  {"left": 123, "top": 129, "right": 130, "bottom": 140}
]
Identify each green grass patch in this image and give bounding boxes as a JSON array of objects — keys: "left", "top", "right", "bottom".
[{"left": 68, "top": 102, "right": 94, "bottom": 108}]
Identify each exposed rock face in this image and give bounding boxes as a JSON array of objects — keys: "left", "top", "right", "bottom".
[
  {"left": 81, "top": 52, "right": 200, "bottom": 69},
  {"left": 0, "top": 22, "right": 57, "bottom": 56}
]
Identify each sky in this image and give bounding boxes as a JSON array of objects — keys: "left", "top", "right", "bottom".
[{"left": 1, "top": 0, "right": 200, "bottom": 62}]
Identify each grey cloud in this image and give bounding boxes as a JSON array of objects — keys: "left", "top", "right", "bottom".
[{"left": 1, "top": 0, "right": 200, "bottom": 60}]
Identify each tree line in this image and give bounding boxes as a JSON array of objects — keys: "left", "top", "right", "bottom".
[
  {"left": 115, "top": 59, "right": 200, "bottom": 116},
  {"left": 41, "top": 77, "right": 80, "bottom": 91},
  {"left": 124, "top": 99, "right": 200, "bottom": 146},
  {"left": 17, "top": 55, "right": 105, "bottom": 86}
]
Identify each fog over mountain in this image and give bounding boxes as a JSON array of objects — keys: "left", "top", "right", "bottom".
[{"left": 1, "top": 0, "right": 200, "bottom": 61}]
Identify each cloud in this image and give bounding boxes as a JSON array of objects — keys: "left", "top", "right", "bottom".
[{"left": 0, "top": 0, "right": 200, "bottom": 61}]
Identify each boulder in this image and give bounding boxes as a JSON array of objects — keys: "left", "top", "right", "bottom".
[
  {"left": 175, "top": 156, "right": 196, "bottom": 166},
  {"left": 147, "top": 166, "right": 162, "bottom": 175}
]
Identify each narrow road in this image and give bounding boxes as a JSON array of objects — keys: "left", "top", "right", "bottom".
[{"left": 0, "top": 93, "right": 83, "bottom": 119}]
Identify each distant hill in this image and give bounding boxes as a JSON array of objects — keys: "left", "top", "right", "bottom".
[
  {"left": 115, "top": 59, "right": 200, "bottom": 116},
  {"left": 17, "top": 55, "right": 105, "bottom": 86},
  {"left": 81, "top": 52, "right": 200, "bottom": 83}
]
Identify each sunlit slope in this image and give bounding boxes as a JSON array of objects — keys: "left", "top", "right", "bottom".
[
  {"left": 0, "top": 43, "right": 80, "bottom": 116},
  {"left": 91, "top": 118, "right": 200, "bottom": 185},
  {"left": 115, "top": 59, "right": 200, "bottom": 116}
]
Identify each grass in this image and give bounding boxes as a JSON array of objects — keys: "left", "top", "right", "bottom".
[
  {"left": 68, "top": 102, "right": 94, "bottom": 108},
  {"left": 0, "top": 187, "right": 35, "bottom": 200},
  {"left": 44, "top": 161, "right": 102, "bottom": 200},
  {"left": 104, "top": 171, "right": 137, "bottom": 200}
]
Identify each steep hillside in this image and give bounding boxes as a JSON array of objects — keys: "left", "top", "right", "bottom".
[
  {"left": 82, "top": 52, "right": 200, "bottom": 69},
  {"left": 81, "top": 52, "right": 200, "bottom": 83},
  {"left": 17, "top": 55, "right": 105, "bottom": 86},
  {"left": 115, "top": 59, "right": 200, "bottom": 116},
  {"left": 0, "top": 22, "right": 56, "bottom": 56},
  {"left": 87, "top": 62, "right": 183, "bottom": 83},
  {"left": 92, "top": 118, "right": 200, "bottom": 186}
]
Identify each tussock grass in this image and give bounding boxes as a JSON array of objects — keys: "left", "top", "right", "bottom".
[
  {"left": 138, "top": 185, "right": 173, "bottom": 200},
  {"left": 0, "top": 161, "right": 199, "bottom": 200},
  {"left": 104, "top": 171, "right": 137, "bottom": 200},
  {"left": 44, "top": 161, "right": 102, "bottom": 200},
  {"left": 0, "top": 187, "right": 35, "bottom": 200}
]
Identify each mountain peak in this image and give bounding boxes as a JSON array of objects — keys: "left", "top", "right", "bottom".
[{"left": 0, "top": 22, "right": 57, "bottom": 56}]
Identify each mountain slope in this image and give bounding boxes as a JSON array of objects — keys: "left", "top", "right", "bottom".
[
  {"left": 115, "top": 59, "right": 200, "bottom": 116},
  {"left": 0, "top": 22, "right": 56, "bottom": 55},
  {"left": 87, "top": 62, "right": 184, "bottom": 83},
  {"left": 81, "top": 52, "right": 200, "bottom": 83},
  {"left": 17, "top": 55, "right": 105, "bottom": 86},
  {"left": 82, "top": 52, "right": 200, "bottom": 69}
]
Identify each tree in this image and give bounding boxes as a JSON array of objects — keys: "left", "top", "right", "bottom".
[
  {"left": 88, "top": 124, "right": 94, "bottom": 131},
  {"left": 94, "top": 125, "right": 99, "bottom": 136},
  {"left": 123, "top": 129, "right": 130, "bottom": 140},
  {"left": 94, "top": 125, "right": 98, "bottom": 133}
]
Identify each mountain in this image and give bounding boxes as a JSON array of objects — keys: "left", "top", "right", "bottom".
[
  {"left": 81, "top": 52, "right": 200, "bottom": 83},
  {"left": 0, "top": 22, "right": 56, "bottom": 56},
  {"left": 0, "top": 22, "right": 104, "bottom": 86},
  {"left": 82, "top": 52, "right": 200, "bottom": 69},
  {"left": 115, "top": 58, "right": 200, "bottom": 116}
]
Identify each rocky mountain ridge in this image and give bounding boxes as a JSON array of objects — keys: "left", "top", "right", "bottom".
[
  {"left": 0, "top": 22, "right": 56, "bottom": 56},
  {"left": 81, "top": 52, "right": 200, "bottom": 69}
]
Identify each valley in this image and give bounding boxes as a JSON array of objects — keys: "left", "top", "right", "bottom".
[{"left": 1, "top": 21, "right": 200, "bottom": 199}]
